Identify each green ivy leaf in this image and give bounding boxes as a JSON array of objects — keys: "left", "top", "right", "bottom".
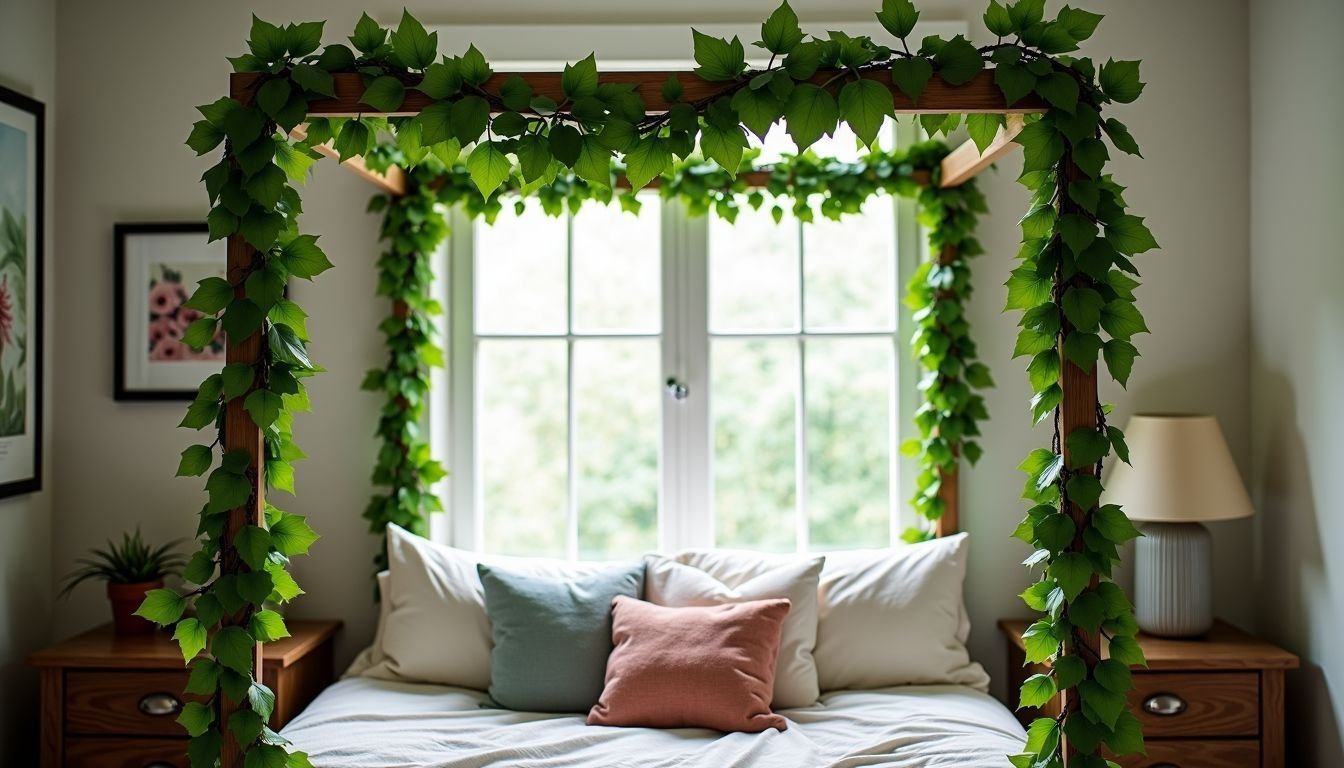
[
  {"left": 280, "top": 234, "right": 333, "bottom": 280},
  {"left": 333, "top": 120, "right": 372, "bottom": 162},
  {"left": 875, "top": 0, "right": 919, "bottom": 39},
  {"left": 236, "top": 525, "right": 273, "bottom": 570},
  {"left": 419, "top": 60, "right": 464, "bottom": 100},
  {"left": 449, "top": 95, "right": 490, "bottom": 145},
  {"left": 1035, "top": 71, "right": 1079, "bottom": 113},
  {"left": 250, "top": 609, "right": 291, "bottom": 643},
  {"left": 205, "top": 467, "right": 251, "bottom": 513},
  {"left": 248, "top": 681, "right": 278, "bottom": 721},
  {"left": 890, "top": 57, "right": 934, "bottom": 104},
  {"left": 349, "top": 12, "right": 387, "bottom": 54},
  {"left": 1062, "top": 285, "right": 1104, "bottom": 332},
  {"left": 573, "top": 136, "right": 613, "bottom": 186},
  {"left": 1065, "top": 427, "right": 1110, "bottom": 469},
  {"left": 1107, "top": 634, "right": 1147, "bottom": 667},
  {"left": 182, "top": 317, "right": 220, "bottom": 351},
  {"left": 1019, "top": 673, "right": 1057, "bottom": 709},
  {"left": 1048, "top": 552, "right": 1092, "bottom": 601},
  {"left": 1099, "top": 58, "right": 1145, "bottom": 103},
  {"left": 1069, "top": 590, "right": 1106, "bottom": 633},
  {"left": 935, "top": 36, "right": 983, "bottom": 85},
  {"left": 1106, "top": 709, "right": 1146, "bottom": 756},
  {"left": 1022, "top": 620, "right": 1062, "bottom": 664},
  {"left": 994, "top": 62, "right": 1036, "bottom": 107},
  {"left": 177, "top": 700, "right": 215, "bottom": 738},
  {"left": 173, "top": 618, "right": 208, "bottom": 662},
  {"left": 498, "top": 74, "right": 531, "bottom": 111},
  {"left": 1093, "top": 504, "right": 1142, "bottom": 544},
  {"left": 1103, "top": 338, "right": 1138, "bottom": 386},
  {"left": 1034, "top": 513, "right": 1076, "bottom": 552},
  {"left": 229, "top": 708, "right": 264, "bottom": 751},
  {"left": 760, "top": 1, "right": 804, "bottom": 55},
  {"left": 699, "top": 123, "right": 748, "bottom": 177},
  {"left": 1107, "top": 425, "right": 1131, "bottom": 464},
  {"left": 1063, "top": 331, "right": 1103, "bottom": 372},
  {"left": 1015, "top": 119, "right": 1063, "bottom": 173},
  {"left": 1105, "top": 215, "right": 1158, "bottom": 255},
  {"left": 177, "top": 445, "right": 215, "bottom": 477},
  {"left": 466, "top": 141, "right": 512, "bottom": 199},
  {"left": 248, "top": 15, "right": 287, "bottom": 62},
  {"left": 1008, "top": 0, "right": 1046, "bottom": 32},
  {"left": 1100, "top": 300, "right": 1149, "bottom": 340},
  {"left": 965, "top": 113, "right": 1003, "bottom": 154},
  {"left": 244, "top": 744, "right": 289, "bottom": 768},
  {"left": 1066, "top": 473, "right": 1103, "bottom": 511},
  {"left": 784, "top": 83, "right": 838, "bottom": 152},
  {"left": 270, "top": 513, "right": 320, "bottom": 556},
  {"left": 269, "top": 323, "right": 312, "bottom": 368},
  {"left": 291, "top": 63, "right": 335, "bottom": 97},
  {"left": 731, "top": 87, "right": 783, "bottom": 140},
  {"left": 186, "top": 121, "right": 225, "bottom": 155},
  {"left": 186, "top": 659, "right": 221, "bottom": 696},
  {"left": 460, "top": 44, "right": 493, "bottom": 87},
  {"left": 244, "top": 389, "right": 283, "bottom": 430},
  {"left": 1102, "top": 118, "right": 1142, "bottom": 157},
  {"left": 179, "top": 398, "right": 220, "bottom": 431},
  {"left": 784, "top": 41, "right": 824, "bottom": 80},
  {"left": 360, "top": 75, "right": 406, "bottom": 112},
  {"left": 390, "top": 10, "right": 437, "bottom": 70},
  {"left": 135, "top": 588, "right": 187, "bottom": 626},
  {"left": 691, "top": 30, "right": 746, "bottom": 81},
  {"left": 1054, "top": 653, "right": 1087, "bottom": 691},
  {"left": 838, "top": 79, "right": 894, "bottom": 148},
  {"left": 625, "top": 136, "right": 672, "bottom": 190},
  {"left": 561, "top": 53, "right": 599, "bottom": 99},
  {"left": 221, "top": 362, "right": 255, "bottom": 401},
  {"left": 238, "top": 570, "right": 275, "bottom": 606}
]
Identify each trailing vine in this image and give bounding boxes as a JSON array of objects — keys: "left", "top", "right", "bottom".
[
  {"left": 359, "top": 139, "right": 988, "bottom": 561},
  {"left": 361, "top": 164, "right": 449, "bottom": 578},
  {"left": 146, "top": 2, "right": 1151, "bottom": 765}
]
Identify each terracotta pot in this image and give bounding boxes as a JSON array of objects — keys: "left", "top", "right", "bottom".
[{"left": 107, "top": 580, "right": 163, "bottom": 636}]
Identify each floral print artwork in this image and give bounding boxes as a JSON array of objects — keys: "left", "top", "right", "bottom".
[{"left": 147, "top": 263, "right": 224, "bottom": 362}]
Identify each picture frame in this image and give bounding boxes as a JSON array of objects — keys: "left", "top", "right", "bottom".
[
  {"left": 0, "top": 85, "right": 44, "bottom": 499},
  {"left": 114, "top": 223, "right": 226, "bottom": 401}
]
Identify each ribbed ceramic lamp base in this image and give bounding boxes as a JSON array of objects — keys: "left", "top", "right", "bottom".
[{"left": 1134, "top": 521, "right": 1213, "bottom": 638}]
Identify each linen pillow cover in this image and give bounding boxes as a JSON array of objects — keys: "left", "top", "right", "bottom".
[
  {"left": 364, "top": 524, "right": 613, "bottom": 690},
  {"left": 477, "top": 561, "right": 645, "bottom": 712},
  {"left": 588, "top": 596, "right": 791, "bottom": 733},
  {"left": 672, "top": 532, "right": 990, "bottom": 692},
  {"left": 643, "top": 555, "right": 823, "bottom": 708}
]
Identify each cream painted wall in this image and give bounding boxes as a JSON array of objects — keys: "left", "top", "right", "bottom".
[
  {"left": 1249, "top": 0, "right": 1344, "bottom": 763},
  {"left": 50, "top": 0, "right": 1253, "bottom": 713},
  {"left": 0, "top": 0, "right": 55, "bottom": 763}
]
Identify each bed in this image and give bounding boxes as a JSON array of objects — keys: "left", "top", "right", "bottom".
[
  {"left": 280, "top": 527, "right": 1026, "bottom": 767},
  {"left": 281, "top": 677, "right": 1026, "bottom": 767}
]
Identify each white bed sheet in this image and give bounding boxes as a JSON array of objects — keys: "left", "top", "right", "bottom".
[{"left": 282, "top": 677, "right": 1026, "bottom": 768}]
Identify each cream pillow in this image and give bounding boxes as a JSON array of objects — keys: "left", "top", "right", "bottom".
[
  {"left": 341, "top": 570, "right": 391, "bottom": 679},
  {"left": 673, "top": 533, "right": 989, "bottom": 692},
  {"left": 644, "top": 555, "right": 823, "bottom": 709},
  {"left": 362, "top": 524, "right": 610, "bottom": 689}
]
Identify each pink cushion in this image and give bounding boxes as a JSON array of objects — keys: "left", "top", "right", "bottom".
[{"left": 587, "top": 596, "right": 791, "bottom": 733}]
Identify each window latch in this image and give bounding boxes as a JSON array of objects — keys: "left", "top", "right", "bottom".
[{"left": 665, "top": 378, "right": 689, "bottom": 401}]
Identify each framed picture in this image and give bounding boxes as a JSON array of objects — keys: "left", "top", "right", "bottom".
[
  {"left": 114, "top": 223, "right": 226, "bottom": 401},
  {"left": 0, "top": 85, "right": 44, "bottom": 499}
]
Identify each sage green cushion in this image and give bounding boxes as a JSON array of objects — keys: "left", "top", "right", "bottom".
[{"left": 477, "top": 561, "right": 644, "bottom": 713}]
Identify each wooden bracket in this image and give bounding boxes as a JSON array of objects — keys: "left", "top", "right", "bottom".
[
  {"left": 940, "top": 113, "right": 1026, "bottom": 188},
  {"left": 289, "top": 124, "right": 406, "bottom": 197}
]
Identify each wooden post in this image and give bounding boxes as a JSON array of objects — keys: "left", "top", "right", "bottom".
[
  {"left": 222, "top": 81, "right": 265, "bottom": 768},
  {"left": 933, "top": 242, "right": 961, "bottom": 537},
  {"left": 1055, "top": 155, "right": 1100, "bottom": 764}
]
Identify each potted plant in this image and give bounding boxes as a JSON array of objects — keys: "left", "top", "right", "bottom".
[{"left": 58, "top": 528, "right": 185, "bottom": 635}]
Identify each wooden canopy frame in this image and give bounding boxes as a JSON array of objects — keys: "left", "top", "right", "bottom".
[{"left": 220, "top": 69, "right": 1085, "bottom": 768}]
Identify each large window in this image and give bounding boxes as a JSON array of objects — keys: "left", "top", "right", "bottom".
[{"left": 437, "top": 123, "right": 921, "bottom": 559}]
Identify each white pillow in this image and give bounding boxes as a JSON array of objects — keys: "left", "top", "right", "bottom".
[
  {"left": 673, "top": 533, "right": 989, "bottom": 692},
  {"left": 362, "top": 524, "right": 610, "bottom": 689},
  {"left": 644, "top": 555, "right": 823, "bottom": 709}
]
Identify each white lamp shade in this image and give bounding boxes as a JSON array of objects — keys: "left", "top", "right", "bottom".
[{"left": 1101, "top": 414, "right": 1253, "bottom": 522}]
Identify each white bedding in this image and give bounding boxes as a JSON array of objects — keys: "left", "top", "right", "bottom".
[{"left": 281, "top": 677, "right": 1026, "bottom": 768}]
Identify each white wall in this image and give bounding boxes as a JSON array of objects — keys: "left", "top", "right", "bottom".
[
  {"left": 0, "top": 0, "right": 55, "bottom": 762},
  {"left": 1249, "top": 0, "right": 1344, "bottom": 763},
  {"left": 50, "top": 0, "right": 1254, "bottom": 711}
]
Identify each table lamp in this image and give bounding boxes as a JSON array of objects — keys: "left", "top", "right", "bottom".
[{"left": 1101, "top": 414, "right": 1253, "bottom": 637}]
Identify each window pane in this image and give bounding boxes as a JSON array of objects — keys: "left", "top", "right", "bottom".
[
  {"left": 751, "top": 119, "right": 899, "bottom": 165},
  {"left": 572, "top": 196, "right": 661, "bottom": 334},
  {"left": 805, "top": 338, "right": 893, "bottom": 550},
  {"left": 478, "top": 340, "right": 568, "bottom": 557},
  {"left": 802, "top": 194, "right": 897, "bottom": 331},
  {"left": 475, "top": 203, "right": 567, "bottom": 334},
  {"left": 574, "top": 340, "right": 660, "bottom": 559},
  {"left": 709, "top": 202, "right": 800, "bottom": 332},
  {"left": 712, "top": 339, "right": 797, "bottom": 552}
]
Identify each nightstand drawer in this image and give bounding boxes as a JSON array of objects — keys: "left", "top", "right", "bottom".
[
  {"left": 66, "top": 736, "right": 189, "bottom": 767},
  {"left": 1111, "top": 738, "right": 1260, "bottom": 768},
  {"left": 1129, "top": 672, "right": 1259, "bottom": 738},
  {"left": 66, "top": 671, "right": 203, "bottom": 736}
]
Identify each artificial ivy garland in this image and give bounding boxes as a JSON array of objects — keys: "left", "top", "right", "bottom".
[{"left": 136, "top": 1, "right": 1153, "bottom": 765}]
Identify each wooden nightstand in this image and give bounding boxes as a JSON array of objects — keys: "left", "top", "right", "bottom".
[
  {"left": 999, "top": 619, "right": 1298, "bottom": 768},
  {"left": 29, "top": 619, "right": 341, "bottom": 768}
]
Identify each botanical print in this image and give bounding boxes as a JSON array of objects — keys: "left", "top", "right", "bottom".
[
  {"left": 147, "top": 261, "right": 224, "bottom": 362},
  {"left": 0, "top": 122, "right": 29, "bottom": 438}
]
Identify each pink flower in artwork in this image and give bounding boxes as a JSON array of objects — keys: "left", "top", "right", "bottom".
[
  {"left": 173, "top": 307, "right": 203, "bottom": 334},
  {"left": 148, "top": 279, "right": 187, "bottom": 317},
  {"left": 149, "top": 317, "right": 182, "bottom": 345},
  {"left": 150, "top": 337, "right": 187, "bottom": 361}
]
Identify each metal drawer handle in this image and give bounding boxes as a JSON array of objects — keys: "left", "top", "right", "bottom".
[
  {"left": 1142, "top": 693, "right": 1187, "bottom": 716},
  {"left": 138, "top": 692, "right": 183, "bottom": 717}
]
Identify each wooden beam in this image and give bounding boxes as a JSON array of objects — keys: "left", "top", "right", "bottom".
[
  {"left": 939, "top": 113, "right": 1026, "bottom": 188},
  {"left": 233, "top": 69, "right": 1047, "bottom": 118},
  {"left": 289, "top": 124, "right": 406, "bottom": 197}
]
